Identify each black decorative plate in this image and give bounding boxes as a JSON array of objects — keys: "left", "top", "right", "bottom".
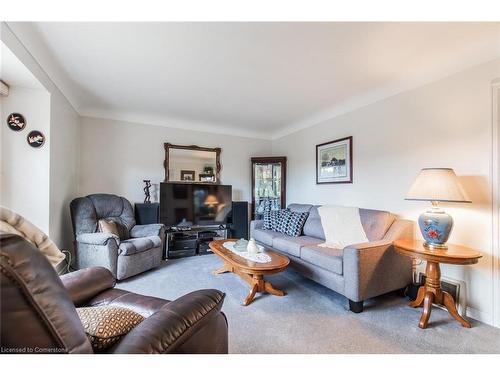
[
  {"left": 7, "top": 113, "right": 26, "bottom": 131},
  {"left": 27, "top": 130, "right": 45, "bottom": 148}
]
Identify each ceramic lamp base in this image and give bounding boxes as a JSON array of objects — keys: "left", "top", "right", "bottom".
[
  {"left": 423, "top": 241, "right": 448, "bottom": 250},
  {"left": 418, "top": 204, "right": 453, "bottom": 248}
]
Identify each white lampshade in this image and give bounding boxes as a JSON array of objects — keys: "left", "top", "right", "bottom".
[{"left": 405, "top": 168, "right": 471, "bottom": 203}]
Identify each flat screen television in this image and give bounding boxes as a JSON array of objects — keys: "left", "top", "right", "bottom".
[{"left": 160, "top": 182, "right": 232, "bottom": 227}]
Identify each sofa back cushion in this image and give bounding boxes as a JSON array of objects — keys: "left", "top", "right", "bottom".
[
  {"left": 287, "top": 203, "right": 313, "bottom": 213},
  {"left": 303, "top": 206, "right": 326, "bottom": 240},
  {"left": 302, "top": 205, "right": 394, "bottom": 242},
  {"left": 359, "top": 208, "right": 395, "bottom": 241},
  {"left": 71, "top": 194, "right": 136, "bottom": 240},
  {"left": 0, "top": 234, "right": 93, "bottom": 353}
]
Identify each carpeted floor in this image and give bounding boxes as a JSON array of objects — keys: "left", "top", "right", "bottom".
[{"left": 118, "top": 254, "right": 500, "bottom": 354}]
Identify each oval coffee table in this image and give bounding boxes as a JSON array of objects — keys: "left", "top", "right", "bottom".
[
  {"left": 209, "top": 239, "right": 290, "bottom": 306},
  {"left": 394, "top": 239, "right": 482, "bottom": 329}
]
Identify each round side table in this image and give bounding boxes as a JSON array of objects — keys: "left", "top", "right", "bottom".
[{"left": 394, "top": 239, "right": 482, "bottom": 329}]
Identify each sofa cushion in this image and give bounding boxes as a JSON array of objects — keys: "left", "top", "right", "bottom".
[
  {"left": 252, "top": 228, "right": 286, "bottom": 247},
  {"left": 359, "top": 208, "right": 395, "bottom": 241},
  {"left": 272, "top": 235, "right": 323, "bottom": 257},
  {"left": 301, "top": 245, "right": 343, "bottom": 275},
  {"left": 119, "top": 236, "right": 161, "bottom": 256},
  {"left": 303, "top": 206, "right": 326, "bottom": 240},
  {"left": 287, "top": 203, "right": 313, "bottom": 213}
]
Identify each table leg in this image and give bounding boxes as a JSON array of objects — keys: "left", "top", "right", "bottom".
[
  {"left": 264, "top": 281, "right": 286, "bottom": 296},
  {"left": 419, "top": 291, "right": 434, "bottom": 329},
  {"left": 409, "top": 286, "right": 425, "bottom": 308},
  {"left": 244, "top": 284, "right": 259, "bottom": 306},
  {"left": 212, "top": 262, "right": 232, "bottom": 275},
  {"left": 442, "top": 291, "right": 472, "bottom": 328}
]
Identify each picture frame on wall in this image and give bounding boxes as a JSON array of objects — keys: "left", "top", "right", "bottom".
[{"left": 316, "top": 136, "right": 353, "bottom": 184}]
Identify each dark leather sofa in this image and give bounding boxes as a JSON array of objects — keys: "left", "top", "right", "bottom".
[{"left": 0, "top": 234, "right": 228, "bottom": 354}]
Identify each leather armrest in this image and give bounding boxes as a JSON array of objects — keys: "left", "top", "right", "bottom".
[
  {"left": 76, "top": 232, "right": 119, "bottom": 246},
  {"left": 60, "top": 267, "right": 116, "bottom": 306},
  {"left": 111, "top": 289, "right": 226, "bottom": 354},
  {"left": 129, "top": 224, "right": 165, "bottom": 238}
]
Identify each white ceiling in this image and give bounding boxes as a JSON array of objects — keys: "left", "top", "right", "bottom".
[{"left": 9, "top": 22, "right": 500, "bottom": 138}]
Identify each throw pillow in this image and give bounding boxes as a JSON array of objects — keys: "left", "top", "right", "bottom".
[
  {"left": 263, "top": 209, "right": 285, "bottom": 231},
  {"left": 276, "top": 210, "right": 309, "bottom": 237},
  {"left": 284, "top": 211, "right": 309, "bottom": 237},
  {"left": 98, "top": 219, "right": 120, "bottom": 237},
  {"left": 77, "top": 306, "right": 145, "bottom": 351}
]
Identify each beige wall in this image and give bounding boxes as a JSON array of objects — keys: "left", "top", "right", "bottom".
[
  {"left": 0, "top": 87, "right": 51, "bottom": 232},
  {"left": 78, "top": 116, "right": 272, "bottom": 204},
  {"left": 272, "top": 59, "right": 500, "bottom": 324}
]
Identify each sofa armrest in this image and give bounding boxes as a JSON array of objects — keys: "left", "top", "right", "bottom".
[
  {"left": 60, "top": 267, "right": 116, "bottom": 306},
  {"left": 111, "top": 289, "right": 227, "bottom": 354},
  {"left": 76, "top": 232, "right": 119, "bottom": 246},
  {"left": 250, "top": 219, "right": 264, "bottom": 233},
  {"left": 343, "top": 219, "right": 414, "bottom": 302},
  {"left": 130, "top": 224, "right": 165, "bottom": 238}
]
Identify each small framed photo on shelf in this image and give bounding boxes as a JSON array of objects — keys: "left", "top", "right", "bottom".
[
  {"left": 316, "top": 136, "right": 352, "bottom": 184},
  {"left": 180, "top": 170, "right": 195, "bottom": 181}
]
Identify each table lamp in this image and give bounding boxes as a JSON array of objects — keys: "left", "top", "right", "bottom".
[{"left": 405, "top": 168, "right": 471, "bottom": 249}]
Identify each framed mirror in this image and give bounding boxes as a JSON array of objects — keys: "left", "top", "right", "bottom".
[{"left": 164, "top": 143, "right": 221, "bottom": 183}]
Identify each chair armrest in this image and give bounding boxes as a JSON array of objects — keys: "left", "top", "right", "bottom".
[
  {"left": 76, "top": 232, "right": 119, "bottom": 246},
  {"left": 111, "top": 289, "right": 227, "bottom": 354},
  {"left": 60, "top": 267, "right": 116, "bottom": 306},
  {"left": 130, "top": 224, "right": 165, "bottom": 238}
]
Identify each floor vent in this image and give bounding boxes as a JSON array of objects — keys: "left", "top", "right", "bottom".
[{"left": 418, "top": 272, "right": 467, "bottom": 316}]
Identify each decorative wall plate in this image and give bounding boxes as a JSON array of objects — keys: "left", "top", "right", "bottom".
[
  {"left": 7, "top": 113, "right": 26, "bottom": 131},
  {"left": 27, "top": 130, "right": 45, "bottom": 148}
]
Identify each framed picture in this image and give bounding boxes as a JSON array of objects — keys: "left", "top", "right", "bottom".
[
  {"left": 180, "top": 170, "right": 195, "bottom": 181},
  {"left": 316, "top": 136, "right": 352, "bottom": 184}
]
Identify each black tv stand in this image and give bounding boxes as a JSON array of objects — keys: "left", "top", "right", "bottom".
[{"left": 165, "top": 226, "right": 228, "bottom": 259}]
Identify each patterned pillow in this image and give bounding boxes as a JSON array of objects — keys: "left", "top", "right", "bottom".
[
  {"left": 77, "top": 306, "right": 145, "bottom": 351},
  {"left": 276, "top": 210, "right": 309, "bottom": 237},
  {"left": 263, "top": 210, "right": 285, "bottom": 231}
]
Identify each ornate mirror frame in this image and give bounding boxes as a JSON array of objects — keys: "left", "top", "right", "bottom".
[{"left": 164, "top": 142, "right": 222, "bottom": 183}]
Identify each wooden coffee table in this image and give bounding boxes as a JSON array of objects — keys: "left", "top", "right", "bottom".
[
  {"left": 209, "top": 239, "right": 290, "bottom": 306},
  {"left": 394, "top": 239, "right": 482, "bottom": 329}
]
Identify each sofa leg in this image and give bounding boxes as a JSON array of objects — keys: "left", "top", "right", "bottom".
[{"left": 349, "top": 299, "right": 364, "bottom": 313}]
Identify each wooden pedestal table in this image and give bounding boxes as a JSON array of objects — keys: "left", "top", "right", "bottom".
[
  {"left": 209, "top": 239, "right": 290, "bottom": 306},
  {"left": 394, "top": 239, "right": 482, "bottom": 329}
]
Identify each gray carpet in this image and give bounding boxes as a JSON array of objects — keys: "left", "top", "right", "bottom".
[{"left": 118, "top": 254, "right": 500, "bottom": 354}]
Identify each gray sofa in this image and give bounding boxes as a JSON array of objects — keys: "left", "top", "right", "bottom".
[
  {"left": 70, "top": 194, "right": 165, "bottom": 280},
  {"left": 250, "top": 204, "right": 413, "bottom": 312}
]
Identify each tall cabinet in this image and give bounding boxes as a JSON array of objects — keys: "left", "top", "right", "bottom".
[{"left": 251, "top": 157, "right": 287, "bottom": 220}]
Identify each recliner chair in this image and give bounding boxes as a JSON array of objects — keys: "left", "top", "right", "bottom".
[
  {"left": 70, "top": 193, "right": 164, "bottom": 280},
  {"left": 0, "top": 234, "right": 228, "bottom": 354}
]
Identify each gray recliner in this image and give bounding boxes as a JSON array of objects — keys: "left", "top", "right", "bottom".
[{"left": 70, "top": 194, "right": 164, "bottom": 280}]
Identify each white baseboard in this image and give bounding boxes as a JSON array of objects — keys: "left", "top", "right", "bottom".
[{"left": 467, "top": 306, "right": 495, "bottom": 327}]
